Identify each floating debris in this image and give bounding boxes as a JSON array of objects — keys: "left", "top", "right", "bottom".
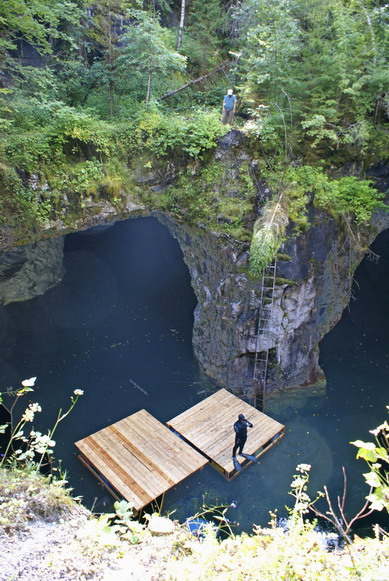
[{"left": 129, "top": 379, "right": 149, "bottom": 396}]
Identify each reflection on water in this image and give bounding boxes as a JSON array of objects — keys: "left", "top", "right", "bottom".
[{"left": 0, "top": 218, "right": 388, "bottom": 533}]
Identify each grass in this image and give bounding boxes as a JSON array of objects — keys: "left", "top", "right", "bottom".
[
  {"left": 0, "top": 466, "right": 76, "bottom": 534},
  {"left": 168, "top": 520, "right": 389, "bottom": 580},
  {"left": 1, "top": 466, "right": 389, "bottom": 580}
]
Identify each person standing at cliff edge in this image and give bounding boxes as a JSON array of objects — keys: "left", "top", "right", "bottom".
[{"left": 222, "top": 89, "right": 236, "bottom": 125}]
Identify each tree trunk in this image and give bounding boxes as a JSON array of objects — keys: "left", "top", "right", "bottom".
[
  {"left": 159, "top": 61, "right": 232, "bottom": 100},
  {"left": 177, "top": 0, "right": 186, "bottom": 49},
  {"left": 146, "top": 71, "right": 152, "bottom": 103},
  {"left": 108, "top": 10, "right": 114, "bottom": 118}
]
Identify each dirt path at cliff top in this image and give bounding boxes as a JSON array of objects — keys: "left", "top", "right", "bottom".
[{"left": 0, "top": 509, "right": 178, "bottom": 581}]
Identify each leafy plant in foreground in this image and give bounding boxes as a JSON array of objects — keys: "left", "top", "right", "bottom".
[
  {"left": 0, "top": 377, "right": 84, "bottom": 472},
  {"left": 351, "top": 407, "right": 389, "bottom": 513},
  {"left": 290, "top": 464, "right": 373, "bottom": 578},
  {"left": 97, "top": 499, "right": 145, "bottom": 545}
]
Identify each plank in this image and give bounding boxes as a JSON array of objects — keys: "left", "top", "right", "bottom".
[
  {"left": 118, "top": 413, "right": 206, "bottom": 477},
  {"left": 90, "top": 427, "right": 171, "bottom": 498},
  {"left": 75, "top": 408, "right": 208, "bottom": 512},
  {"left": 76, "top": 438, "right": 149, "bottom": 509},
  {"left": 167, "top": 389, "right": 285, "bottom": 477}
]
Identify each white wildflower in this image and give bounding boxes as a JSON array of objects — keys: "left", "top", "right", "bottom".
[
  {"left": 296, "top": 463, "right": 311, "bottom": 472},
  {"left": 21, "top": 402, "right": 42, "bottom": 422},
  {"left": 32, "top": 433, "right": 56, "bottom": 454},
  {"left": 73, "top": 389, "right": 84, "bottom": 396},
  {"left": 22, "top": 409, "right": 34, "bottom": 422},
  {"left": 21, "top": 377, "right": 37, "bottom": 387},
  {"left": 291, "top": 477, "right": 306, "bottom": 488}
]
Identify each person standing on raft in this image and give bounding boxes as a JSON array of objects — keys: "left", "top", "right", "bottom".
[{"left": 232, "top": 413, "right": 253, "bottom": 459}]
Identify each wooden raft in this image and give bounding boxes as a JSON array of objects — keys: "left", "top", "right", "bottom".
[
  {"left": 75, "top": 409, "right": 208, "bottom": 512},
  {"left": 167, "top": 388, "right": 285, "bottom": 479}
]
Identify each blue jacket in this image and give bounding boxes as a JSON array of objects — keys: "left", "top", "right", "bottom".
[{"left": 223, "top": 94, "right": 236, "bottom": 111}]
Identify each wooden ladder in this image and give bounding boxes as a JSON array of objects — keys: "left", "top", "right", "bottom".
[{"left": 252, "top": 258, "right": 277, "bottom": 411}]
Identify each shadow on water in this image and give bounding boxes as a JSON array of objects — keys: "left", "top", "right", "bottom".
[{"left": 0, "top": 217, "right": 388, "bottom": 533}]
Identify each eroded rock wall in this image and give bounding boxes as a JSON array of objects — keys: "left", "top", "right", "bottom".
[
  {"left": 0, "top": 237, "right": 65, "bottom": 305},
  {"left": 159, "top": 203, "right": 389, "bottom": 397}
]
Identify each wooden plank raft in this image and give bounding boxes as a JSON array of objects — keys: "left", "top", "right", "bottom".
[
  {"left": 167, "top": 388, "right": 285, "bottom": 479},
  {"left": 75, "top": 409, "right": 208, "bottom": 512}
]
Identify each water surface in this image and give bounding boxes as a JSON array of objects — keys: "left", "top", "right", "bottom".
[{"left": 0, "top": 218, "right": 388, "bottom": 532}]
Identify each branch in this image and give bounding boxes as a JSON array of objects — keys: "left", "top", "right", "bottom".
[
  {"left": 337, "top": 465, "right": 348, "bottom": 521},
  {"left": 347, "top": 492, "right": 375, "bottom": 533},
  {"left": 158, "top": 61, "right": 234, "bottom": 100}
]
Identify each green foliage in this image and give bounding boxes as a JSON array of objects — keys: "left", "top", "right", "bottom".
[
  {"left": 0, "top": 0, "right": 387, "bottom": 238},
  {"left": 116, "top": 9, "right": 187, "bottom": 102},
  {"left": 153, "top": 159, "right": 254, "bottom": 239},
  {"left": 249, "top": 196, "right": 290, "bottom": 276},
  {"left": 351, "top": 408, "right": 389, "bottom": 512},
  {"left": 236, "top": 0, "right": 389, "bottom": 161},
  {"left": 249, "top": 164, "right": 387, "bottom": 275},
  {"left": 0, "top": 467, "right": 75, "bottom": 534},
  {"left": 0, "top": 83, "right": 229, "bottom": 226},
  {"left": 0, "top": 0, "right": 82, "bottom": 61},
  {"left": 49, "top": 106, "right": 116, "bottom": 158},
  {"left": 285, "top": 165, "right": 387, "bottom": 224},
  {"left": 118, "top": 107, "right": 227, "bottom": 158},
  {"left": 154, "top": 110, "right": 227, "bottom": 158},
  {"left": 0, "top": 163, "right": 43, "bottom": 227},
  {"left": 182, "top": 0, "right": 227, "bottom": 75},
  {"left": 100, "top": 499, "right": 146, "bottom": 544},
  {"left": 45, "top": 160, "right": 106, "bottom": 204}
]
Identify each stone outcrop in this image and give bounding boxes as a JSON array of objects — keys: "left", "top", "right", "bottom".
[
  {"left": 0, "top": 237, "right": 65, "bottom": 305},
  {"left": 161, "top": 203, "right": 389, "bottom": 397},
  {"left": 155, "top": 158, "right": 389, "bottom": 396}
]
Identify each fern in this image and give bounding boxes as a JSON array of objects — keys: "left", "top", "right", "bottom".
[{"left": 249, "top": 195, "right": 289, "bottom": 276}]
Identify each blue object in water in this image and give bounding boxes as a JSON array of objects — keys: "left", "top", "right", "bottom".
[{"left": 186, "top": 517, "right": 212, "bottom": 538}]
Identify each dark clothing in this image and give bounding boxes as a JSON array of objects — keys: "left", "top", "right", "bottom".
[
  {"left": 232, "top": 418, "right": 253, "bottom": 457},
  {"left": 234, "top": 418, "right": 253, "bottom": 439}
]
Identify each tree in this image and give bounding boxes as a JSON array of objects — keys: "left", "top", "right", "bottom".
[
  {"left": 177, "top": 0, "right": 186, "bottom": 49},
  {"left": 184, "top": 0, "right": 227, "bottom": 75},
  {"left": 235, "top": 0, "right": 389, "bottom": 158},
  {"left": 0, "top": 0, "right": 83, "bottom": 81},
  {"left": 84, "top": 0, "right": 136, "bottom": 116},
  {"left": 116, "top": 9, "right": 186, "bottom": 103}
]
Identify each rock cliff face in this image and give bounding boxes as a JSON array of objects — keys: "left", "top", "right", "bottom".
[
  {"left": 156, "top": 156, "right": 389, "bottom": 396},
  {"left": 0, "top": 134, "right": 388, "bottom": 396},
  {"left": 0, "top": 237, "right": 64, "bottom": 305},
  {"left": 159, "top": 205, "right": 389, "bottom": 397}
]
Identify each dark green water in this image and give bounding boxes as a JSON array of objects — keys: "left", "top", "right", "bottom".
[{"left": 0, "top": 217, "right": 388, "bottom": 532}]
